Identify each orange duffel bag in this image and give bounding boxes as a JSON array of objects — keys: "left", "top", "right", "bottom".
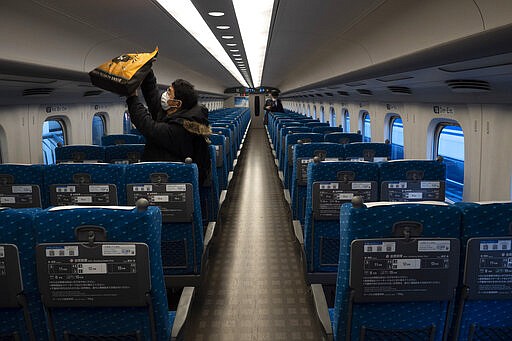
[{"left": 89, "top": 47, "right": 158, "bottom": 96}]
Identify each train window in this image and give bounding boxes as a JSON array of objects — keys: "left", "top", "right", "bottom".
[
  {"left": 123, "top": 111, "right": 132, "bottom": 134},
  {"left": 320, "top": 106, "right": 325, "bottom": 123},
  {"left": 343, "top": 110, "right": 350, "bottom": 132},
  {"left": 92, "top": 113, "right": 106, "bottom": 146},
  {"left": 307, "top": 105, "right": 311, "bottom": 117},
  {"left": 389, "top": 115, "right": 404, "bottom": 159},
  {"left": 329, "top": 107, "right": 336, "bottom": 127},
  {"left": 313, "top": 105, "right": 317, "bottom": 119},
  {"left": 361, "top": 111, "right": 371, "bottom": 142},
  {"left": 435, "top": 123, "right": 464, "bottom": 202},
  {"left": 42, "top": 119, "right": 65, "bottom": 165}
]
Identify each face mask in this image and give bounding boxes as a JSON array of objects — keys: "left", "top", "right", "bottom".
[{"left": 161, "top": 90, "right": 183, "bottom": 112}]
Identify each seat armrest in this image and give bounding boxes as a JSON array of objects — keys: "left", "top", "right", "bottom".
[
  {"left": 293, "top": 220, "right": 304, "bottom": 247},
  {"left": 311, "top": 284, "right": 333, "bottom": 340},
  {"left": 171, "top": 286, "right": 196, "bottom": 340},
  {"left": 219, "top": 190, "right": 227, "bottom": 209},
  {"left": 204, "top": 222, "right": 215, "bottom": 249}
]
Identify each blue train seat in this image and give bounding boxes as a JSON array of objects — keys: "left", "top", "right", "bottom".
[
  {"left": 344, "top": 142, "right": 391, "bottom": 161},
  {"left": 452, "top": 201, "right": 512, "bottom": 340},
  {"left": 324, "top": 132, "right": 363, "bottom": 144},
  {"left": 0, "top": 164, "right": 44, "bottom": 208},
  {"left": 55, "top": 145, "right": 105, "bottom": 163},
  {"left": 301, "top": 160, "right": 380, "bottom": 285},
  {"left": 101, "top": 134, "right": 144, "bottom": 146},
  {"left": 311, "top": 126, "right": 343, "bottom": 135},
  {"left": 104, "top": 144, "right": 145, "bottom": 164},
  {"left": 43, "top": 163, "right": 126, "bottom": 206},
  {"left": 276, "top": 126, "right": 311, "bottom": 169},
  {"left": 379, "top": 159, "right": 446, "bottom": 201},
  {"left": 125, "top": 162, "right": 214, "bottom": 287},
  {"left": 210, "top": 126, "right": 234, "bottom": 171},
  {"left": 283, "top": 133, "right": 324, "bottom": 190},
  {"left": 313, "top": 201, "right": 462, "bottom": 340},
  {"left": 291, "top": 142, "right": 345, "bottom": 223},
  {"left": 275, "top": 122, "right": 304, "bottom": 161},
  {"left": 199, "top": 145, "right": 220, "bottom": 225},
  {"left": 33, "top": 205, "right": 194, "bottom": 341},
  {"left": 0, "top": 208, "right": 48, "bottom": 341},
  {"left": 209, "top": 134, "right": 229, "bottom": 191}
]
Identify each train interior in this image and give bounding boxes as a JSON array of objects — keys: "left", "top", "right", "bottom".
[{"left": 1, "top": 1, "right": 512, "bottom": 340}]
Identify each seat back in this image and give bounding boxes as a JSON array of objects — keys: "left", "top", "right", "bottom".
[
  {"left": 55, "top": 145, "right": 105, "bottom": 163},
  {"left": 304, "top": 161, "right": 379, "bottom": 277},
  {"left": 334, "top": 201, "right": 461, "bottom": 341},
  {"left": 0, "top": 164, "right": 44, "bottom": 208},
  {"left": 34, "top": 205, "right": 170, "bottom": 341},
  {"left": 209, "top": 134, "right": 229, "bottom": 190},
  {"left": 324, "top": 132, "right": 363, "bottom": 144},
  {"left": 344, "top": 142, "right": 391, "bottom": 161},
  {"left": 277, "top": 126, "right": 310, "bottom": 170},
  {"left": 379, "top": 159, "right": 446, "bottom": 201},
  {"left": 291, "top": 142, "right": 345, "bottom": 223},
  {"left": 283, "top": 133, "right": 324, "bottom": 189},
  {"left": 43, "top": 163, "right": 126, "bottom": 206},
  {"left": 311, "top": 126, "right": 343, "bottom": 134},
  {"left": 124, "top": 162, "right": 204, "bottom": 278},
  {"left": 199, "top": 145, "right": 220, "bottom": 224},
  {"left": 104, "top": 144, "right": 145, "bottom": 164},
  {"left": 452, "top": 201, "right": 512, "bottom": 340},
  {"left": 101, "top": 134, "right": 144, "bottom": 146},
  {"left": 210, "top": 126, "right": 234, "bottom": 171},
  {"left": 0, "top": 208, "right": 47, "bottom": 341}
]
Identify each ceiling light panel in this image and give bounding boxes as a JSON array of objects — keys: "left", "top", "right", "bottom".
[
  {"left": 156, "top": 0, "right": 248, "bottom": 87},
  {"left": 232, "top": 0, "right": 275, "bottom": 87}
]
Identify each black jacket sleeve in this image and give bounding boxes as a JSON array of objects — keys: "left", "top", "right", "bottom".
[
  {"left": 126, "top": 96, "right": 191, "bottom": 160},
  {"left": 140, "top": 69, "right": 161, "bottom": 121}
]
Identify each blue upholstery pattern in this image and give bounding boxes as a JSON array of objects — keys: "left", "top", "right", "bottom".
[
  {"left": 304, "top": 161, "right": 379, "bottom": 274},
  {"left": 291, "top": 143, "right": 345, "bottom": 223},
  {"left": 333, "top": 202, "right": 461, "bottom": 341},
  {"left": 311, "top": 126, "right": 343, "bottom": 135},
  {"left": 209, "top": 134, "right": 229, "bottom": 190},
  {"left": 125, "top": 162, "right": 204, "bottom": 276},
  {"left": 199, "top": 145, "right": 220, "bottom": 224},
  {"left": 344, "top": 142, "right": 391, "bottom": 161},
  {"left": 0, "top": 164, "right": 45, "bottom": 207},
  {"left": 33, "top": 206, "right": 171, "bottom": 341},
  {"left": 0, "top": 208, "right": 48, "bottom": 341},
  {"left": 210, "top": 126, "right": 234, "bottom": 171},
  {"left": 324, "top": 132, "right": 363, "bottom": 144},
  {"left": 283, "top": 133, "right": 324, "bottom": 189},
  {"left": 101, "top": 134, "right": 144, "bottom": 146},
  {"left": 379, "top": 160, "right": 446, "bottom": 181},
  {"left": 43, "top": 163, "right": 126, "bottom": 206},
  {"left": 55, "top": 145, "right": 105, "bottom": 163},
  {"left": 277, "top": 126, "right": 311, "bottom": 170},
  {"left": 453, "top": 202, "right": 512, "bottom": 341},
  {"left": 276, "top": 122, "right": 304, "bottom": 161},
  {"left": 104, "top": 144, "right": 145, "bottom": 164}
]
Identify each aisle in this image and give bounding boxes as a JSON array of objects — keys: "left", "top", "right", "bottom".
[{"left": 185, "top": 126, "right": 322, "bottom": 340}]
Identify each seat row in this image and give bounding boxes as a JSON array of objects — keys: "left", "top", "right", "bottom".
[
  {"left": 0, "top": 204, "right": 192, "bottom": 341},
  {"left": 309, "top": 200, "right": 512, "bottom": 341}
]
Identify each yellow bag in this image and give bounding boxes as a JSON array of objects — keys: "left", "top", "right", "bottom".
[{"left": 89, "top": 47, "right": 158, "bottom": 96}]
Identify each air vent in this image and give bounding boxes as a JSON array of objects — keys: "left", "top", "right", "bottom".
[
  {"left": 324, "top": 92, "right": 334, "bottom": 97},
  {"left": 83, "top": 90, "right": 103, "bottom": 97},
  {"left": 316, "top": 93, "right": 323, "bottom": 97},
  {"left": 346, "top": 82, "right": 366, "bottom": 87},
  {"left": 356, "top": 89, "right": 373, "bottom": 96},
  {"left": 337, "top": 91, "right": 349, "bottom": 96},
  {"left": 388, "top": 86, "right": 412, "bottom": 95},
  {"left": 22, "top": 88, "right": 54, "bottom": 97},
  {"left": 376, "top": 75, "right": 413, "bottom": 82},
  {"left": 446, "top": 80, "right": 490, "bottom": 93},
  {"left": 308, "top": 94, "right": 315, "bottom": 98}
]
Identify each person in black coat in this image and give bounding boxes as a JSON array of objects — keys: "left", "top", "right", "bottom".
[
  {"left": 264, "top": 89, "right": 284, "bottom": 125},
  {"left": 126, "top": 70, "right": 212, "bottom": 185}
]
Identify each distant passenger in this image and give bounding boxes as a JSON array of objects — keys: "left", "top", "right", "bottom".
[
  {"left": 264, "top": 89, "right": 284, "bottom": 124},
  {"left": 126, "top": 70, "right": 212, "bottom": 185}
]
